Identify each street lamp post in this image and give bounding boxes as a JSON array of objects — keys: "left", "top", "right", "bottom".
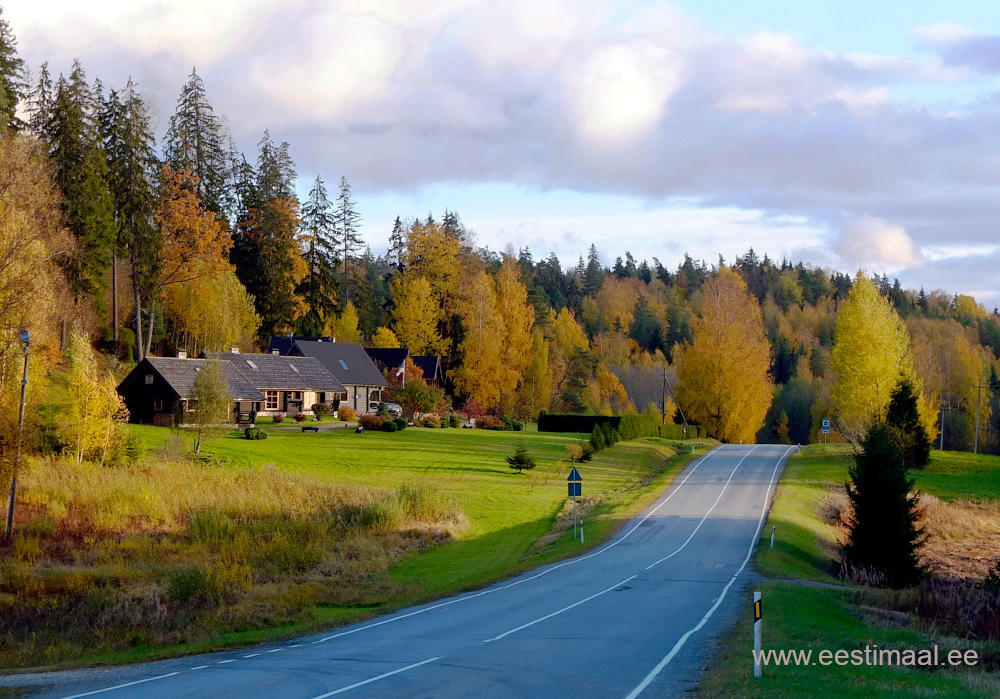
[{"left": 4, "top": 329, "right": 30, "bottom": 539}]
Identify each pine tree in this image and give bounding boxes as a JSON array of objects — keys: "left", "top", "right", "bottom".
[
  {"left": 844, "top": 424, "right": 925, "bottom": 588},
  {"left": 100, "top": 79, "right": 159, "bottom": 357},
  {"left": 505, "top": 438, "right": 537, "bottom": 473},
  {"left": 48, "top": 62, "right": 116, "bottom": 305},
  {"left": 296, "top": 175, "right": 338, "bottom": 335},
  {"left": 333, "top": 175, "right": 363, "bottom": 301},
  {"left": 0, "top": 8, "right": 26, "bottom": 130},
  {"left": 164, "top": 68, "right": 231, "bottom": 217},
  {"left": 584, "top": 244, "right": 604, "bottom": 295},
  {"left": 26, "top": 62, "right": 53, "bottom": 138},
  {"left": 387, "top": 216, "right": 406, "bottom": 272}
]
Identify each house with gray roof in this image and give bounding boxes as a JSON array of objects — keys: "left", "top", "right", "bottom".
[{"left": 269, "top": 338, "right": 388, "bottom": 414}]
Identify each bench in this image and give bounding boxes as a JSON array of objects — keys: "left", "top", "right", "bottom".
[{"left": 301, "top": 426, "right": 319, "bottom": 433}]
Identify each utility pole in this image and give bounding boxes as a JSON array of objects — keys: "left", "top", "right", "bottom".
[
  {"left": 662, "top": 367, "right": 689, "bottom": 439},
  {"left": 939, "top": 403, "right": 952, "bottom": 451},
  {"left": 4, "top": 330, "right": 30, "bottom": 539}
]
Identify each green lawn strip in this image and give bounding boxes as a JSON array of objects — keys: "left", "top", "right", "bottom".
[
  {"left": 911, "top": 450, "right": 1000, "bottom": 502},
  {"left": 697, "top": 581, "right": 992, "bottom": 699}
]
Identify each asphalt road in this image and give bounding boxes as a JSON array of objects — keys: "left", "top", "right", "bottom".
[{"left": 12, "top": 443, "right": 795, "bottom": 699}]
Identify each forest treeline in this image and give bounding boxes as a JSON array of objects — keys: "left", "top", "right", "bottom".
[{"left": 0, "top": 9, "right": 997, "bottom": 451}]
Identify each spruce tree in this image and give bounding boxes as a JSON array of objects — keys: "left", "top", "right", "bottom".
[
  {"left": 844, "top": 424, "right": 925, "bottom": 588},
  {"left": 48, "top": 62, "right": 116, "bottom": 305},
  {"left": 26, "top": 61, "right": 53, "bottom": 138},
  {"left": 387, "top": 216, "right": 406, "bottom": 272},
  {"left": 506, "top": 439, "right": 537, "bottom": 473},
  {"left": 164, "top": 68, "right": 231, "bottom": 217},
  {"left": 886, "top": 377, "right": 931, "bottom": 469},
  {"left": 333, "top": 175, "right": 363, "bottom": 301},
  {"left": 0, "top": 8, "right": 26, "bottom": 130},
  {"left": 296, "top": 175, "right": 338, "bottom": 336}
]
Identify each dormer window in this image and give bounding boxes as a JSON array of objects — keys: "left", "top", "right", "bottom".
[
  {"left": 245, "top": 360, "right": 258, "bottom": 369},
  {"left": 145, "top": 374, "right": 154, "bottom": 384}
]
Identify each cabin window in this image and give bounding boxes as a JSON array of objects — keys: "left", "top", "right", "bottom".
[
  {"left": 265, "top": 391, "right": 279, "bottom": 410},
  {"left": 145, "top": 374, "right": 154, "bottom": 385},
  {"left": 153, "top": 399, "right": 163, "bottom": 411},
  {"left": 293, "top": 391, "right": 302, "bottom": 399}
]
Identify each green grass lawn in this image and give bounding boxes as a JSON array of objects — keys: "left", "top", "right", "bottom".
[
  {"left": 697, "top": 444, "right": 1000, "bottom": 698},
  {"left": 132, "top": 423, "right": 702, "bottom": 598}
]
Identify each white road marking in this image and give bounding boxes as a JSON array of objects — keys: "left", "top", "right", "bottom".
[
  {"left": 190, "top": 666, "right": 208, "bottom": 670},
  {"left": 59, "top": 672, "right": 180, "bottom": 698},
  {"left": 625, "top": 445, "right": 797, "bottom": 699},
  {"left": 243, "top": 653, "right": 261, "bottom": 658},
  {"left": 310, "top": 446, "right": 724, "bottom": 646},
  {"left": 309, "top": 656, "right": 442, "bottom": 698},
  {"left": 644, "top": 446, "right": 760, "bottom": 570},
  {"left": 485, "top": 574, "right": 638, "bottom": 643},
  {"left": 217, "top": 660, "right": 236, "bottom": 664},
  {"left": 266, "top": 648, "right": 285, "bottom": 653}
]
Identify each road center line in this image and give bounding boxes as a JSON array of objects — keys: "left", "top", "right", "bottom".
[
  {"left": 309, "top": 656, "right": 442, "bottom": 698},
  {"left": 59, "top": 672, "right": 181, "bottom": 699},
  {"left": 644, "top": 446, "right": 760, "bottom": 570},
  {"left": 312, "top": 446, "right": 724, "bottom": 645},
  {"left": 484, "top": 574, "right": 638, "bottom": 643},
  {"left": 625, "top": 445, "right": 797, "bottom": 699}
]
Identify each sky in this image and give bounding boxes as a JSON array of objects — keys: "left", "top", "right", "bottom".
[{"left": 7, "top": 0, "right": 1000, "bottom": 301}]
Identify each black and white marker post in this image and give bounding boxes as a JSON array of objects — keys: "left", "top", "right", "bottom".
[
  {"left": 567, "top": 467, "right": 582, "bottom": 541},
  {"left": 753, "top": 591, "right": 763, "bottom": 678}
]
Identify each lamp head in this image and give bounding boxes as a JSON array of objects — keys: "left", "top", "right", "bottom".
[{"left": 18, "top": 329, "right": 29, "bottom": 344}]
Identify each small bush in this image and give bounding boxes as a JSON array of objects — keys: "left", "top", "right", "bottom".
[
  {"left": 244, "top": 427, "right": 268, "bottom": 440},
  {"left": 338, "top": 406, "right": 356, "bottom": 422},
  {"left": 580, "top": 442, "right": 594, "bottom": 462},
  {"left": 377, "top": 402, "right": 390, "bottom": 417},
  {"left": 188, "top": 509, "right": 237, "bottom": 545},
  {"left": 124, "top": 432, "right": 147, "bottom": 465},
  {"left": 273, "top": 414, "right": 284, "bottom": 424},
  {"left": 311, "top": 403, "right": 330, "bottom": 421},
  {"left": 358, "top": 414, "right": 388, "bottom": 430},
  {"left": 167, "top": 566, "right": 219, "bottom": 604},
  {"left": 448, "top": 414, "right": 461, "bottom": 428},
  {"left": 359, "top": 496, "right": 405, "bottom": 533},
  {"left": 381, "top": 420, "right": 399, "bottom": 432},
  {"left": 476, "top": 415, "right": 503, "bottom": 430},
  {"left": 423, "top": 416, "right": 441, "bottom": 428},
  {"left": 397, "top": 482, "right": 453, "bottom": 521},
  {"left": 502, "top": 417, "right": 525, "bottom": 431},
  {"left": 393, "top": 417, "right": 407, "bottom": 431},
  {"left": 293, "top": 412, "right": 308, "bottom": 423}
]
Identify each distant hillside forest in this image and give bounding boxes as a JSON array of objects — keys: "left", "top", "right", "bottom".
[{"left": 0, "top": 10, "right": 997, "bottom": 451}]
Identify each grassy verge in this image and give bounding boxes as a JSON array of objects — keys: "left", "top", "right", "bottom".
[
  {"left": 697, "top": 444, "right": 1000, "bottom": 698},
  {"left": 2, "top": 425, "right": 706, "bottom": 669}
]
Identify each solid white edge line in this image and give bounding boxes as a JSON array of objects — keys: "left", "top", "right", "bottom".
[
  {"left": 484, "top": 574, "right": 638, "bottom": 643},
  {"left": 59, "top": 672, "right": 181, "bottom": 699},
  {"left": 644, "top": 446, "right": 759, "bottom": 570},
  {"left": 311, "top": 445, "right": 726, "bottom": 645},
  {"left": 624, "top": 445, "right": 797, "bottom": 699},
  {"left": 309, "top": 656, "right": 443, "bottom": 698}
]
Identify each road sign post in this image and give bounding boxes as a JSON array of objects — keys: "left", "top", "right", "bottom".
[
  {"left": 568, "top": 467, "right": 582, "bottom": 541},
  {"left": 753, "top": 591, "right": 762, "bottom": 678},
  {"left": 821, "top": 418, "right": 830, "bottom": 444}
]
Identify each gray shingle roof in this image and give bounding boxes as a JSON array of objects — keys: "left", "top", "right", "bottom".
[
  {"left": 290, "top": 340, "right": 388, "bottom": 387},
  {"left": 144, "top": 358, "right": 264, "bottom": 400},
  {"left": 203, "top": 353, "right": 345, "bottom": 392}
]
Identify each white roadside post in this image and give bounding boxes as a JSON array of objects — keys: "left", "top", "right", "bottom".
[
  {"left": 753, "top": 591, "right": 763, "bottom": 678},
  {"left": 770, "top": 525, "right": 775, "bottom": 548}
]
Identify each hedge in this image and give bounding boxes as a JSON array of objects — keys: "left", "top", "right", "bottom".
[
  {"left": 656, "top": 424, "right": 707, "bottom": 440},
  {"left": 538, "top": 414, "right": 622, "bottom": 433}
]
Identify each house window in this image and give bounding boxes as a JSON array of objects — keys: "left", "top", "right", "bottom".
[
  {"left": 265, "top": 391, "right": 279, "bottom": 410},
  {"left": 145, "top": 374, "right": 154, "bottom": 385},
  {"left": 153, "top": 399, "right": 163, "bottom": 411},
  {"left": 318, "top": 392, "right": 326, "bottom": 403},
  {"left": 293, "top": 391, "right": 301, "bottom": 399},
  {"left": 338, "top": 360, "right": 349, "bottom": 370}
]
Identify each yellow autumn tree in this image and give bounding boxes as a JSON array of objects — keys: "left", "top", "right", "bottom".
[
  {"left": 325, "top": 300, "right": 362, "bottom": 343},
  {"left": 369, "top": 327, "right": 400, "bottom": 349},
  {"left": 62, "top": 330, "right": 129, "bottom": 466},
  {"left": 391, "top": 274, "right": 444, "bottom": 354},
  {"left": 675, "top": 266, "right": 773, "bottom": 443},
  {"left": 831, "top": 273, "right": 922, "bottom": 439},
  {"left": 516, "top": 327, "right": 553, "bottom": 419},
  {"left": 495, "top": 257, "right": 535, "bottom": 413},
  {"left": 163, "top": 271, "right": 260, "bottom": 355},
  {"left": 451, "top": 271, "right": 504, "bottom": 410}
]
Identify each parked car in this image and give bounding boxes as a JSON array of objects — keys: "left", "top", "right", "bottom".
[{"left": 368, "top": 401, "right": 404, "bottom": 417}]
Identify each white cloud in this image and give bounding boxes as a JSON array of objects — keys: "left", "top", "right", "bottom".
[
  {"left": 834, "top": 217, "right": 923, "bottom": 271},
  {"left": 915, "top": 23, "right": 977, "bottom": 45}
]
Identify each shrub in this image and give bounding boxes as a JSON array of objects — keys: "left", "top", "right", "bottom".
[
  {"left": 167, "top": 566, "right": 219, "bottom": 604},
  {"left": 381, "top": 420, "right": 399, "bottom": 432},
  {"left": 538, "top": 414, "right": 622, "bottom": 433},
  {"left": 377, "top": 402, "right": 390, "bottom": 417},
  {"left": 359, "top": 496, "right": 405, "bottom": 533},
  {"left": 244, "top": 427, "right": 268, "bottom": 440},
  {"left": 580, "top": 441, "right": 594, "bottom": 461},
  {"left": 393, "top": 417, "right": 407, "bottom": 431},
  {"left": 423, "top": 416, "right": 441, "bottom": 428},
  {"left": 311, "top": 403, "right": 330, "bottom": 421},
  {"left": 591, "top": 425, "right": 606, "bottom": 451},
  {"left": 338, "top": 406, "right": 356, "bottom": 422},
  {"left": 358, "top": 414, "right": 388, "bottom": 430},
  {"left": 124, "top": 431, "right": 147, "bottom": 465},
  {"left": 502, "top": 417, "right": 525, "bottom": 431},
  {"left": 188, "top": 509, "right": 237, "bottom": 545},
  {"left": 397, "top": 482, "right": 453, "bottom": 521},
  {"left": 272, "top": 414, "right": 284, "bottom": 424},
  {"left": 293, "top": 413, "right": 308, "bottom": 423},
  {"left": 476, "top": 415, "right": 503, "bottom": 430},
  {"left": 448, "top": 414, "right": 461, "bottom": 428}
]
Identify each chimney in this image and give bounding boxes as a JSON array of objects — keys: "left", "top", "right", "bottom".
[
  {"left": 229, "top": 346, "right": 239, "bottom": 354},
  {"left": 176, "top": 350, "right": 187, "bottom": 359},
  {"left": 271, "top": 349, "right": 280, "bottom": 355}
]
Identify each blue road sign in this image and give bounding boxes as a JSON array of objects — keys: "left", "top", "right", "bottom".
[
  {"left": 567, "top": 467, "right": 582, "bottom": 483},
  {"left": 821, "top": 418, "right": 830, "bottom": 435},
  {"left": 568, "top": 467, "right": 582, "bottom": 497}
]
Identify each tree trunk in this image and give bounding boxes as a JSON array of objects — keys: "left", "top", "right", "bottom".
[
  {"left": 145, "top": 299, "right": 155, "bottom": 359},
  {"left": 133, "top": 252, "right": 144, "bottom": 362},
  {"left": 112, "top": 253, "right": 119, "bottom": 343}
]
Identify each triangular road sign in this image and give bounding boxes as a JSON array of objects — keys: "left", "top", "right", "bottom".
[{"left": 567, "top": 467, "right": 582, "bottom": 482}]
